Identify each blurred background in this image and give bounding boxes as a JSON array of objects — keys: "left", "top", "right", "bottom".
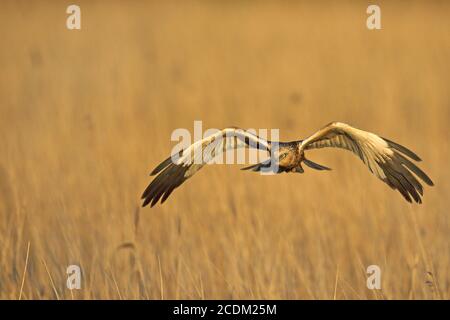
[{"left": 0, "top": 0, "right": 448, "bottom": 299}]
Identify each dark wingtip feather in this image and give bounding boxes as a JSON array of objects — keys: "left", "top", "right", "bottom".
[
  {"left": 395, "top": 153, "right": 434, "bottom": 187},
  {"left": 142, "top": 196, "right": 152, "bottom": 207},
  {"left": 149, "top": 156, "right": 174, "bottom": 176},
  {"left": 142, "top": 163, "right": 189, "bottom": 207},
  {"left": 383, "top": 137, "right": 422, "bottom": 161},
  {"left": 382, "top": 160, "right": 427, "bottom": 204}
]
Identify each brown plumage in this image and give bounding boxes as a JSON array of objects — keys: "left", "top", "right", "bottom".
[{"left": 142, "top": 122, "right": 433, "bottom": 207}]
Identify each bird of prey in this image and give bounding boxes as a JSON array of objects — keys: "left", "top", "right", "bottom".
[{"left": 141, "top": 122, "right": 433, "bottom": 207}]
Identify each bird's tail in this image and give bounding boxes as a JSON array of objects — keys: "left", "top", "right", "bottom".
[
  {"left": 303, "top": 158, "right": 331, "bottom": 171},
  {"left": 241, "top": 159, "right": 286, "bottom": 173},
  {"left": 241, "top": 158, "right": 331, "bottom": 173}
]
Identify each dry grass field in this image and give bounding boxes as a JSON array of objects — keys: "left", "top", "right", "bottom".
[{"left": 0, "top": 0, "right": 449, "bottom": 299}]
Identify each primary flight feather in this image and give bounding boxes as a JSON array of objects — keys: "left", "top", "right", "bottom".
[{"left": 141, "top": 122, "right": 433, "bottom": 207}]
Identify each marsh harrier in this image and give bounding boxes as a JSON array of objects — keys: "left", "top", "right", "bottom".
[{"left": 142, "top": 122, "right": 433, "bottom": 207}]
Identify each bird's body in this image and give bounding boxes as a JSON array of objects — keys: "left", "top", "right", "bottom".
[
  {"left": 244, "top": 141, "right": 306, "bottom": 173},
  {"left": 277, "top": 142, "right": 303, "bottom": 170},
  {"left": 142, "top": 122, "right": 433, "bottom": 207}
]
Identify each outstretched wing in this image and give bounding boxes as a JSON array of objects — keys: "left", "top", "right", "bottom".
[
  {"left": 299, "top": 122, "right": 433, "bottom": 203},
  {"left": 142, "top": 128, "right": 271, "bottom": 207}
]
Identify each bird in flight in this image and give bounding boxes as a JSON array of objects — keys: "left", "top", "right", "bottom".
[{"left": 141, "top": 122, "right": 433, "bottom": 207}]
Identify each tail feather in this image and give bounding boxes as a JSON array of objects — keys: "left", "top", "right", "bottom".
[
  {"left": 303, "top": 159, "right": 331, "bottom": 171},
  {"left": 240, "top": 163, "right": 261, "bottom": 171},
  {"left": 241, "top": 159, "right": 272, "bottom": 172},
  {"left": 241, "top": 160, "right": 287, "bottom": 173}
]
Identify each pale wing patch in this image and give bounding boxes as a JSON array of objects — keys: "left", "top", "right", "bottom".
[{"left": 175, "top": 128, "right": 270, "bottom": 167}]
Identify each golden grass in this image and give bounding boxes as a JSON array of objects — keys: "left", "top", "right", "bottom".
[{"left": 0, "top": 0, "right": 448, "bottom": 299}]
